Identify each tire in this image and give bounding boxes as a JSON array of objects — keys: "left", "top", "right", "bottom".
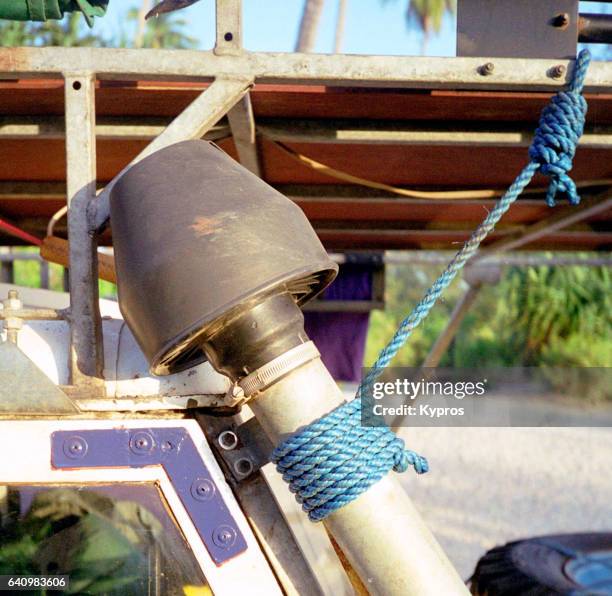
[{"left": 469, "top": 533, "right": 612, "bottom": 595}]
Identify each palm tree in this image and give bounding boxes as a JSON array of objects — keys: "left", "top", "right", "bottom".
[
  {"left": 122, "top": 7, "right": 197, "bottom": 49},
  {"left": 507, "top": 265, "right": 611, "bottom": 364},
  {"left": 334, "top": 0, "right": 347, "bottom": 53},
  {"left": 297, "top": 0, "right": 455, "bottom": 55},
  {"left": 403, "top": 0, "right": 455, "bottom": 54},
  {"left": 135, "top": 0, "right": 152, "bottom": 48},
  {"left": 295, "top": 0, "right": 326, "bottom": 52}
]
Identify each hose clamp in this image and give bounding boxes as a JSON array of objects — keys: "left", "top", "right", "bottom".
[{"left": 225, "top": 341, "right": 320, "bottom": 406}]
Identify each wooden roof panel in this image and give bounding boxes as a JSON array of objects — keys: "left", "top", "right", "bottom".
[{"left": 0, "top": 79, "right": 609, "bottom": 251}]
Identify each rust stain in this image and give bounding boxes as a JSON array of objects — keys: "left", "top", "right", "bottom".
[{"left": 190, "top": 211, "right": 238, "bottom": 237}]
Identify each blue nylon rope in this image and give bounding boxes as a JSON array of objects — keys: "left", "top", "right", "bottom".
[{"left": 273, "top": 50, "right": 592, "bottom": 522}]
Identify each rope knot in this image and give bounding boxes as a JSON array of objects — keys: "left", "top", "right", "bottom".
[{"left": 528, "top": 50, "right": 591, "bottom": 207}]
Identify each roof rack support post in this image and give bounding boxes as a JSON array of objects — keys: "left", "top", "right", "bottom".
[
  {"left": 64, "top": 71, "right": 105, "bottom": 391},
  {"left": 227, "top": 94, "right": 261, "bottom": 176},
  {"left": 215, "top": 0, "right": 243, "bottom": 55}
]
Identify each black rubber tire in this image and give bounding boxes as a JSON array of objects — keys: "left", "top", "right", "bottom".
[{"left": 469, "top": 533, "right": 612, "bottom": 595}]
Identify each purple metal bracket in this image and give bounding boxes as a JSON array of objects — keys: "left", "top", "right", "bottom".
[{"left": 51, "top": 427, "right": 247, "bottom": 565}]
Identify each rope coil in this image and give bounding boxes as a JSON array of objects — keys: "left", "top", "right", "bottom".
[{"left": 272, "top": 50, "right": 592, "bottom": 522}]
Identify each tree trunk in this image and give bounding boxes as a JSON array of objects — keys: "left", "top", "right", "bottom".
[
  {"left": 295, "top": 0, "right": 326, "bottom": 53},
  {"left": 334, "top": 0, "right": 347, "bottom": 53},
  {"left": 135, "top": 0, "right": 151, "bottom": 49}
]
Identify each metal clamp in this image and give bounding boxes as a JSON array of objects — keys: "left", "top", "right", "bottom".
[{"left": 236, "top": 341, "right": 320, "bottom": 400}]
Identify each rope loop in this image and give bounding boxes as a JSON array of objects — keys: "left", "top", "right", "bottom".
[{"left": 272, "top": 50, "right": 592, "bottom": 523}]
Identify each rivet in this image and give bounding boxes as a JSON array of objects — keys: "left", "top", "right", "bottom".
[
  {"left": 129, "top": 431, "right": 155, "bottom": 455},
  {"left": 212, "top": 525, "right": 237, "bottom": 549},
  {"left": 63, "top": 436, "right": 88, "bottom": 460},
  {"left": 191, "top": 478, "right": 216, "bottom": 502}
]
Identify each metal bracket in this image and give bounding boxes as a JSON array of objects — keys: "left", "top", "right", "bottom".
[
  {"left": 457, "top": 0, "right": 579, "bottom": 59},
  {"left": 198, "top": 415, "right": 273, "bottom": 483},
  {"left": 51, "top": 427, "right": 248, "bottom": 565}
]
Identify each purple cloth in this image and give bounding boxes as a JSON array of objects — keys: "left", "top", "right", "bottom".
[{"left": 304, "top": 265, "right": 373, "bottom": 382}]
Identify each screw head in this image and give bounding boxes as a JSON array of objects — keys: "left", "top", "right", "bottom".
[
  {"left": 552, "top": 13, "right": 570, "bottom": 28},
  {"left": 63, "top": 436, "right": 88, "bottom": 460},
  {"left": 480, "top": 62, "right": 495, "bottom": 76},
  {"left": 550, "top": 64, "right": 567, "bottom": 79},
  {"left": 129, "top": 431, "right": 155, "bottom": 455},
  {"left": 217, "top": 430, "right": 238, "bottom": 451},
  {"left": 190, "top": 478, "right": 216, "bottom": 502},
  {"left": 233, "top": 457, "right": 254, "bottom": 478},
  {"left": 212, "top": 525, "right": 237, "bottom": 549}
]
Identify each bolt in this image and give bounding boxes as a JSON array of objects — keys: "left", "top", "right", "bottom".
[
  {"left": 233, "top": 457, "right": 254, "bottom": 478},
  {"left": 552, "top": 13, "right": 570, "bottom": 29},
  {"left": 550, "top": 64, "right": 567, "bottom": 79},
  {"left": 479, "top": 62, "right": 495, "bottom": 76},
  {"left": 218, "top": 430, "right": 238, "bottom": 451},
  {"left": 212, "top": 525, "right": 237, "bottom": 549},
  {"left": 3, "top": 290, "right": 22, "bottom": 311},
  {"left": 2, "top": 290, "right": 23, "bottom": 343}
]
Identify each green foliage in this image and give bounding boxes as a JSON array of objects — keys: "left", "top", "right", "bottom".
[
  {"left": 10, "top": 247, "right": 116, "bottom": 299},
  {"left": 365, "top": 263, "right": 462, "bottom": 366},
  {"left": 113, "top": 8, "right": 197, "bottom": 49},
  {"left": 365, "top": 259, "right": 611, "bottom": 401},
  {"left": 404, "top": 0, "right": 456, "bottom": 36},
  {"left": 382, "top": 0, "right": 456, "bottom": 52},
  {"left": 0, "top": 13, "right": 107, "bottom": 47},
  {"left": 0, "top": 489, "right": 163, "bottom": 595},
  {"left": 506, "top": 265, "right": 611, "bottom": 364},
  {"left": 0, "top": 4, "right": 197, "bottom": 49}
]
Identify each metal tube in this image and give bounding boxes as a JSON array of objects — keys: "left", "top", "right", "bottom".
[
  {"left": 2, "top": 48, "right": 611, "bottom": 92},
  {"left": 215, "top": 0, "right": 243, "bottom": 55},
  {"left": 579, "top": 13, "right": 612, "bottom": 44},
  {"left": 64, "top": 72, "right": 105, "bottom": 388},
  {"left": 250, "top": 358, "right": 468, "bottom": 596}
]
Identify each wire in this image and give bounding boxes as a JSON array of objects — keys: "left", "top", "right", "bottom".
[
  {"left": 47, "top": 205, "right": 68, "bottom": 238},
  {"left": 269, "top": 139, "right": 612, "bottom": 201},
  {"left": 0, "top": 217, "right": 42, "bottom": 247}
]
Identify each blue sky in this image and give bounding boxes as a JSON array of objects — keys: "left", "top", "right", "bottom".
[
  {"left": 98, "top": 1, "right": 609, "bottom": 57},
  {"left": 100, "top": 0, "right": 455, "bottom": 56}
]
